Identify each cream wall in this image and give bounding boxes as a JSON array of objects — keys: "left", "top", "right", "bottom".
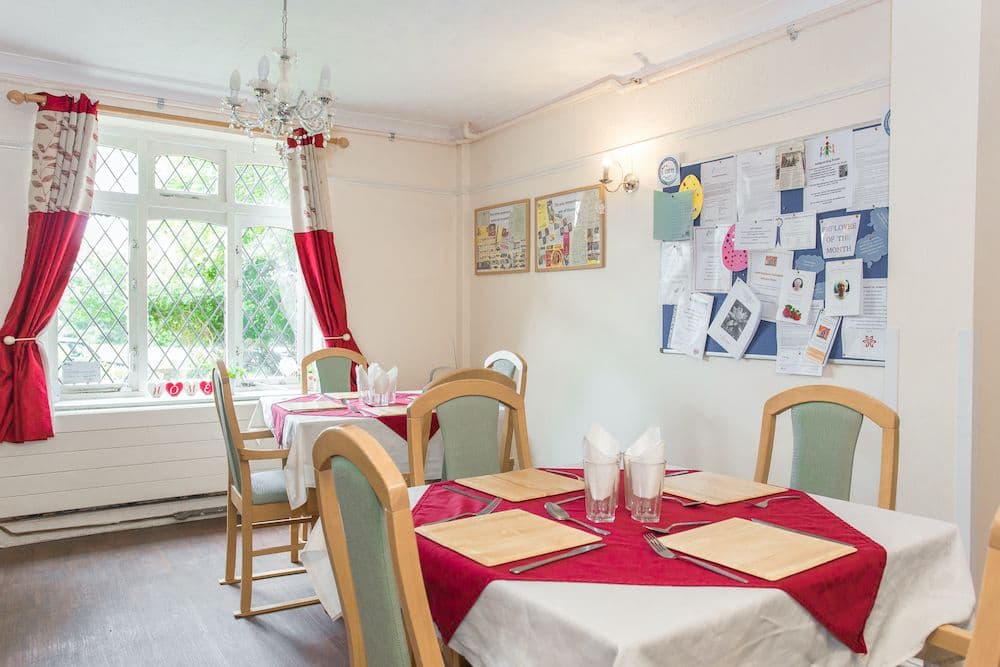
[
  {"left": 466, "top": 4, "right": 899, "bottom": 510},
  {"left": 0, "top": 91, "right": 459, "bottom": 517}
]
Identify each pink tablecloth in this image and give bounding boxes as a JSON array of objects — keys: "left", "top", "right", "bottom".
[{"left": 270, "top": 391, "right": 438, "bottom": 446}]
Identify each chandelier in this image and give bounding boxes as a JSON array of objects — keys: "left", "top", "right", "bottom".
[{"left": 222, "top": 0, "right": 335, "bottom": 155}]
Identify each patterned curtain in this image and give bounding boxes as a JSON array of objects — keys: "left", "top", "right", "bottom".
[
  {"left": 0, "top": 94, "right": 99, "bottom": 443},
  {"left": 286, "top": 131, "right": 363, "bottom": 372}
]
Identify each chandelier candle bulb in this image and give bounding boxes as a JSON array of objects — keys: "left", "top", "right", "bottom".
[
  {"left": 229, "top": 69, "right": 241, "bottom": 93},
  {"left": 257, "top": 55, "right": 270, "bottom": 81}
]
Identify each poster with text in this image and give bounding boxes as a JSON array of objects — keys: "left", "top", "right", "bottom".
[{"left": 535, "top": 185, "right": 606, "bottom": 271}]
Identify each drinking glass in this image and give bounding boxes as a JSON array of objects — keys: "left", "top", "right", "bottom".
[
  {"left": 622, "top": 453, "right": 634, "bottom": 511},
  {"left": 584, "top": 458, "right": 619, "bottom": 523},
  {"left": 629, "top": 458, "right": 667, "bottom": 523}
]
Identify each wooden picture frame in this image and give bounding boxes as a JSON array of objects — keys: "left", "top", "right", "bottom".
[
  {"left": 474, "top": 199, "right": 530, "bottom": 275},
  {"left": 533, "top": 184, "right": 606, "bottom": 272}
]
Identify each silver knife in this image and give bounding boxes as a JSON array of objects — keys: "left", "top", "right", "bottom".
[
  {"left": 510, "top": 543, "right": 606, "bottom": 574},
  {"left": 750, "top": 519, "right": 855, "bottom": 548},
  {"left": 442, "top": 485, "right": 495, "bottom": 504},
  {"left": 664, "top": 470, "right": 695, "bottom": 477}
]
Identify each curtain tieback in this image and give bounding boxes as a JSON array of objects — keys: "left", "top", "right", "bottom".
[
  {"left": 3, "top": 336, "right": 36, "bottom": 345},
  {"left": 323, "top": 333, "right": 351, "bottom": 342}
]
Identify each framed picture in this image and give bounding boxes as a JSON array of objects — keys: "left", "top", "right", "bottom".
[
  {"left": 534, "top": 184, "right": 606, "bottom": 272},
  {"left": 474, "top": 199, "right": 530, "bottom": 275}
]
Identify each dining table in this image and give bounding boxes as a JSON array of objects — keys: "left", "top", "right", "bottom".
[
  {"left": 248, "top": 392, "right": 444, "bottom": 508},
  {"left": 298, "top": 472, "right": 976, "bottom": 667}
]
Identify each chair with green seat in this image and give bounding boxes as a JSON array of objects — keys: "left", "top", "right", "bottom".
[
  {"left": 407, "top": 376, "right": 532, "bottom": 486},
  {"left": 213, "top": 361, "right": 319, "bottom": 618},
  {"left": 484, "top": 350, "right": 527, "bottom": 470},
  {"left": 754, "top": 384, "right": 900, "bottom": 509},
  {"left": 312, "top": 424, "right": 446, "bottom": 667},
  {"left": 300, "top": 347, "right": 368, "bottom": 393}
]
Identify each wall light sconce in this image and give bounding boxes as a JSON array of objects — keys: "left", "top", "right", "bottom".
[{"left": 599, "top": 156, "right": 639, "bottom": 193}]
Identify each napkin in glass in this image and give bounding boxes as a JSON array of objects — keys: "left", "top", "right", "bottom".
[
  {"left": 625, "top": 426, "right": 666, "bottom": 498},
  {"left": 583, "top": 423, "right": 621, "bottom": 498}
]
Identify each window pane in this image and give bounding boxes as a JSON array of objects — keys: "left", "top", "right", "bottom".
[
  {"left": 146, "top": 219, "right": 225, "bottom": 382},
  {"left": 154, "top": 155, "right": 219, "bottom": 195},
  {"left": 234, "top": 164, "right": 290, "bottom": 206},
  {"left": 56, "top": 214, "right": 130, "bottom": 386},
  {"left": 241, "top": 226, "right": 300, "bottom": 381},
  {"left": 94, "top": 146, "right": 138, "bottom": 194}
]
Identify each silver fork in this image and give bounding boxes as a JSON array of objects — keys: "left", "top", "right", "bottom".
[
  {"left": 661, "top": 494, "right": 704, "bottom": 508},
  {"left": 746, "top": 494, "right": 800, "bottom": 509},
  {"left": 423, "top": 497, "right": 501, "bottom": 525},
  {"left": 642, "top": 533, "right": 748, "bottom": 583},
  {"left": 646, "top": 520, "right": 711, "bottom": 535}
]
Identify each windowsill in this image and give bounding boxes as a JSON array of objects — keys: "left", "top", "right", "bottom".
[{"left": 53, "top": 385, "right": 297, "bottom": 414}]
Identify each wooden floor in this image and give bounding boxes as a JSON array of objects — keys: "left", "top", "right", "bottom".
[{"left": 0, "top": 518, "right": 347, "bottom": 666}]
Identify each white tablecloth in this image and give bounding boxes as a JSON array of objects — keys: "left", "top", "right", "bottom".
[
  {"left": 249, "top": 395, "right": 444, "bottom": 508},
  {"left": 300, "top": 487, "right": 975, "bottom": 667}
]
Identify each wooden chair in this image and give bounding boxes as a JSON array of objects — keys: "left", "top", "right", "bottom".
[
  {"left": 313, "top": 424, "right": 445, "bottom": 667},
  {"left": 301, "top": 347, "right": 368, "bottom": 393},
  {"left": 213, "top": 361, "right": 320, "bottom": 618},
  {"left": 483, "top": 350, "right": 527, "bottom": 470},
  {"left": 754, "top": 384, "right": 900, "bottom": 509},
  {"left": 407, "top": 377, "right": 532, "bottom": 486},
  {"left": 926, "top": 505, "right": 1000, "bottom": 666}
]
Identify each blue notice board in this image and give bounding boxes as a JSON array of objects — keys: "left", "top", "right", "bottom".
[{"left": 660, "top": 124, "right": 888, "bottom": 364}]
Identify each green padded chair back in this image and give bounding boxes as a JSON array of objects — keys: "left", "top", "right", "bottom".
[
  {"left": 330, "top": 457, "right": 411, "bottom": 667},
  {"left": 436, "top": 396, "right": 503, "bottom": 481},
  {"left": 313, "top": 355, "right": 353, "bottom": 393},
  {"left": 212, "top": 368, "right": 241, "bottom": 492},
  {"left": 789, "top": 401, "right": 864, "bottom": 501},
  {"left": 489, "top": 358, "right": 516, "bottom": 381}
]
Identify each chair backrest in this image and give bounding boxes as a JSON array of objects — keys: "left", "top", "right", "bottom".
[
  {"left": 755, "top": 384, "right": 899, "bottom": 509},
  {"left": 301, "top": 348, "right": 368, "bottom": 393},
  {"left": 927, "top": 506, "right": 1000, "bottom": 666},
  {"left": 423, "top": 367, "right": 514, "bottom": 391},
  {"left": 212, "top": 361, "right": 245, "bottom": 492},
  {"left": 407, "top": 377, "right": 531, "bottom": 486},
  {"left": 483, "top": 350, "right": 527, "bottom": 397},
  {"left": 312, "top": 425, "right": 443, "bottom": 667}
]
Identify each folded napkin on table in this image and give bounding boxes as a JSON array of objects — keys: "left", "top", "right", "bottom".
[{"left": 356, "top": 362, "right": 398, "bottom": 393}]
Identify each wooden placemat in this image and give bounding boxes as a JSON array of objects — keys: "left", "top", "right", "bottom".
[
  {"left": 657, "top": 517, "right": 856, "bottom": 581},
  {"left": 278, "top": 397, "right": 346, "bottom": 413},
  {"left": 455, "top": 469, "right": 584, "bottom": 502},
  {"left": 661, "top": 471, "right": 786, "bottom": 505},
  {"left": 360, "top": 404, "right": 408, "bottom": 417},
  {"left": 416, "top": 509, "right": 599, "bottom": 566}
]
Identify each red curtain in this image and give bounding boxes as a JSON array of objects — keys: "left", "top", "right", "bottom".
[
  {"left": 0, "top": 94, "right": 99, "bottom": 443},
  {"left": 286, "top": 130, "right": 362, "bottom": 374}
]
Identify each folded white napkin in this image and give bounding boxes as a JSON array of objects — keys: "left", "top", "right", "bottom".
[
  {"left": 583, "top": 423, "right": 620, "bottom": 498},
  {"left": 626, "top": 427, "right": 666, "bottom": 498},
  {"left": 356, "top": 362, "right": 398, "bottom": 395}
]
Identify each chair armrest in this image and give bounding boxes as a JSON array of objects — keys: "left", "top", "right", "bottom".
[
  {"left": 240, "top": 429, "right": 275, "bottom": 441},
  {"left": 926, "top": 624, "right": 971, "bottom": 657},
  {"left": 240, "top": 448, "right": 290, "bottom": 461}
]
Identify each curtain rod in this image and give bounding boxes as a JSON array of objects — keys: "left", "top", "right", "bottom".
[{"left": 5, "top": 89, "right": 350, "bottom": 149}]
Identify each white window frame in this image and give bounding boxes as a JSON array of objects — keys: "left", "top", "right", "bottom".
[{"left": 47, "top": 121, "right": 312, "bottom": 408}]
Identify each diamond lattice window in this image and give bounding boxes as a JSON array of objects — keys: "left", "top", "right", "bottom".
[
  {"left": 56, "top": 214, "right": 130, "bottom": 386},
  {"left": 235, "top": 164, "right": 290, "bottom": 206},
  {"left": 146, "top": 219, "right": 226, "bottom": 382},
  {"left": 94, "top": 146, "right": 138, "bottom": 194},
  {"left": 241, "top": 226, "right": 299, "bottom": 381},
  {"left": 154, "top": 154, "right": 219, "bottom": 195}
]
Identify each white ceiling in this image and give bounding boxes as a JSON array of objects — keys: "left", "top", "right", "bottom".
[{"left": 0, "top": 0, "right": 852, "bottom": 140}]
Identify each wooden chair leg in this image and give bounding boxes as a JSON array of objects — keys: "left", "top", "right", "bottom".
[
  {"left": 290, "top": 522, "right": 301, "bottom": 564},
  {"left": 220, "top": 498, "right": 238, "bottom": 585},
  {"left": 239, "top": 512, "right": 254, "bottom": 615}
]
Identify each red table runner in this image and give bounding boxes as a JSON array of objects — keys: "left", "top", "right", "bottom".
[
  {"left": 270, "top": 392, "right": 437, "bottom": 445},
  {"left": 412, "top": 469, "right": 887, "bottom": 653}
]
